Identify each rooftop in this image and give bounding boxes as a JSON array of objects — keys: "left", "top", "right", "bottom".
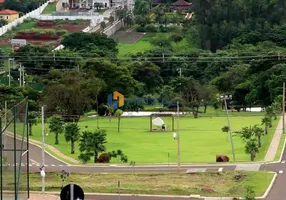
[{"left": 0, "top": 9, "right": 19, "bottom": 15}]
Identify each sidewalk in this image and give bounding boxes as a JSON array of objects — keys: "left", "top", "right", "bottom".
[
  {"left": 29, "top": 194, "right": 59, "bottom": 200},
  {"left": 264, "top": 115, "right": 285, "bottom": 161}
]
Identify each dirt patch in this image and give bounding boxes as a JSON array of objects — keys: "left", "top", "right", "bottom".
[
  {"left": 37, "top": 20, "right": 89, "bottom": 32},
  {"left": 15, "top": 32, "right": 62, "bottom": 40},
  {"left": 111, "top": 31, "right": 145, "bottom": 43},
  {"left": 0, "top": 38, "right": 10, "bottom": 45}
]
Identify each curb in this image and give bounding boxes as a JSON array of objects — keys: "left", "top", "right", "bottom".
[
  {"left": 257, "top": 172, "right": 278, "bottom": 199},
  {"left": 265, "top": 134, "right": 286, "bottom": 165}
]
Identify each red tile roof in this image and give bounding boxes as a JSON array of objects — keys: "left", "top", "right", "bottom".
[
  {"left": 0, "top": 9, "right": 19, "bottom": 15},
  {"left": 172, "top": 0, "right": 190, "bottom": 6},
  {"left": 0, "top": 0, "right": 5, "bottom": 3}
]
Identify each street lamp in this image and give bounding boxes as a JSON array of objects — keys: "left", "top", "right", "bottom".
[
  {"left": 220, "top": 94, "right": 236, "bottom": 162},
  {"left": 8, "top": 58, "right": 14, "bottom": 86}
]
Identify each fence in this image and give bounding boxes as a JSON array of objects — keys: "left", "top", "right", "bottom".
[
  {"left": 0, "top": 98, "right": 29, "bottom": 200},
  {"left": 0, "top": 2, "right": 49, "bottom": 36},
  {"left": 34, "top": 15, "right": 104, "bottom": 21},
  {"left": 51, "top": 11, "right": 101, "bottom": 16}
]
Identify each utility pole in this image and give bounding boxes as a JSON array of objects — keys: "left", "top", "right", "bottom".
[
  {"left": 8, "top": 59, "right": 10, "bottom": 86},
  {"left": 283, "top": 82, "right": 285, "bottom": 134},
  {"left": 22, "top": 66, "right": 25, "bottom": 86},
  {"left": 222, "top": 95, "right": 236, "bottom": 162},
  {"left": 41, "top": 106, "right": 45, "bottom": 193},
  {"left": 3, "top": 101, "right": 7, "bottom": 157},
  {"left": 19, "top": 63, "right": 22, "bottom": 87},
  {"left": 177, "top": 67, "right": 181, "bottom": 173}
]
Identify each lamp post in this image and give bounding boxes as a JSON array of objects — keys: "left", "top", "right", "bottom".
[
  {"left": 220, "top": 94, "right": 236, "bottom": 162},
  {"left": 8, "top": 58, "right": 14, "bottom": 86}
]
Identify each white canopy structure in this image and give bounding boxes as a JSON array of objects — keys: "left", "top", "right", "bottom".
[{"left": 152, "top": 117, "right": 165, "bottom": 127}]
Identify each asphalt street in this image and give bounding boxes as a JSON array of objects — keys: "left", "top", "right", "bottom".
[{"left": 4, "top": 134, "right": 286, "bottom": 199}]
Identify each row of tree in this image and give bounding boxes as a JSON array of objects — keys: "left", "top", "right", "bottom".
[
  {"left": 47, "top": 115, "right": 128, "bottom": 163},
  {"left": 222, "top": 97, "right": 281, "bottom": 161}
]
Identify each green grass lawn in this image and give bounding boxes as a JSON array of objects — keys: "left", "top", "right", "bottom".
[
  {"left": 42, "top": 2, "right": 57, "bottom": 14},
  {"left": 117, "top": 32, "right": 188, "bottom": 58},
  {"left": 28, "top": 113, "right": 279, "bottom": 164},
  {"left": 274, "top": 133, "right": 285, "bottom": 161},
  {"left": 3, "top": 172, "right": 274, "bottom": 197},
  {"left": 118, "top": 33, "right": 154, "bottom": 57}
]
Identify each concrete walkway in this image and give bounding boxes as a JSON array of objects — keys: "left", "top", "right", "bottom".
[
  {"left": 29, "top": 194, "right": 59, "bottom": 200},
  {"left": 264, "top": 115, "right": 285, "bottom": 161}
]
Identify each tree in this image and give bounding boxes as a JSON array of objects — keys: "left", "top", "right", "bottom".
[
  {"left": 64, "top": 123, "right": 80, "bottom": 154},
  {"left": 108, "top": 149, "right": 128, "bottom": 163},
  {"left": 0, "top": 19, "right": 7, "bottom": 27},
  {"left": 115, "top": 109, "right": 123, "bottom": 133},
  {"left": 171, "top": 34, "right": 183, "bottom": 45},
  {"left": 134, "top": 0, "right": 149, "bottom": 15},
  {"left": 266, "top": 106, "right": 274, "bottom": 127},
  {"left": 245, "top": 138, "right": 259, "bottom": 161},
  {"left": 11, "top": 45, "right": 81, "bottom": 75},
  {"left": 150, "top": 35, "right": 172, "bottom": 50},
  {"left": 235, "top": 126, "right": 253, "bottom": 142},
  {"left": 62, "top": 32, "right": 118, "bottom": 57},
  {"left": 261, "top": 116, "right": 271, "bottom": 134},
  {"left": 134, "top": 15, "right": 150, "bottom": 27},
  {"left": 44, "top": 71, "right": 105, "bottom": 122},
  {"left": 78, "top": 129, "right": 107, "bottom": 163},
  {"left": 28, "top": 111, "right": 38, "bottom": 136},
  {"left": 252, "top": 125, "right": 264, "bottom": 147},
  {"left": 221, "top": 126, "right": 229, "bottom": 133},
  {"left": 49, "top": 115, "right": 65, "bottom": 145},
  {"left": 104, "top": 105, "right": 114, "bottom": 122},
  {"left": 131, "top": 61, "right": 163, "bottom": 94}
]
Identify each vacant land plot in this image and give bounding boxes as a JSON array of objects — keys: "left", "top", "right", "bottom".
[
  {"left": 0, "top": 19, "right": 89, "bottom": 51},
  {"left": 117, "top": 32, "right": 190, "bottom": 57},
  {"left": 29, "top": 114, "right": 279, "bottom": 163},
  {"left": 3, "top": 172, "right": 274, "bottom": 197},
  {"left": 42, "top": 2, "right": 57, "bottom": 15}
]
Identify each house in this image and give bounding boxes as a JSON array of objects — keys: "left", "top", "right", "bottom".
[
  {"left": 171, "top": 0, "right": 190, "bottom": 12},
  {"left": 0, "top": 9, "right": 19, "bottom": 23}
]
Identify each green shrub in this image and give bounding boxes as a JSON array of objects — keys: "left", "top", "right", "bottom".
[
  {"left": 146, "top": 24, "right": 158, "bottom": 32},
  {"left": 34, "top": 32, "right": 41, "bottom": 38},
  {"left": 136, "top": 26, "right": 146, "bottom": 32}
]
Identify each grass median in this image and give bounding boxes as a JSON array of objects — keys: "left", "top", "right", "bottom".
[
  {"left": 28, "top": 114, "right": 278, "bottom": 164},
  {"left": 3, "top": 172, "right": 274, "bottom": 197}
]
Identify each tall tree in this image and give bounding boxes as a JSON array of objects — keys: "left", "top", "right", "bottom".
[
  {"left": 49, "top": 115, "right": 65, "bottom": 145},
  {"left": 252, "top": 125, "right": 264, "bottom": 147},
  {"left": 64, "top": 123, "right": 80, "bottom": 154},
  {"left": 245, "top": 138, "right": 259, "bottom": 161},
  {"left": 115, "top": 109, "right": 123, "bottom": 133},
  {"left": 44, "top": 70, "right": 105, "bottom": 122},
  {"left": 28, "top": 111, "right": 38, "bottom": 136},
  {"left": 261, "top": 116, "right": 271, "bottom": 134},
  {"left": 78, "top": 129, "right": 107, "bottom": 163}
]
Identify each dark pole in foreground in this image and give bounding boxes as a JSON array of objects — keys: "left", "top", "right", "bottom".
[
  {"left": 0, "top": 117, "right": 2, "bottom": 200},
  {"left": 26, "top": 101, "right": 30, "bottom": 198},
  {"left": 283, "top": 82, "right": 285, "bottom": 134},
  {"left": 13, "top": 107, "right": 17, "bottom": 200}
]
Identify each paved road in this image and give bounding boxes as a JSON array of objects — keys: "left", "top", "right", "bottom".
[{"left": 4, "top": 134, "right": 286, "bottom": 199}]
